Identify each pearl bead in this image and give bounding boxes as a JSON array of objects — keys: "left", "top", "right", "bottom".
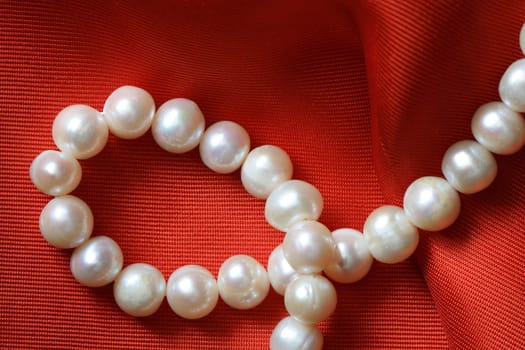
[
  {"left": 471, "top": 102, "right": 525, "bottom": 155},
  {"left": 403, "top": 176, "right": 461, "bottom": 231},
  {"left": 113, "top": 263, "right": 166, "bottom": 317},
  {"left": 39, "top": 195, "right": 93, "bottom": 249},
  {"left": 152, "top": 98, "right": 205, "bottom": 153},
  {"left": 265, "top": 180, "right": 323, "bottom": 232},
  {"left": 499, "top": 58, "right": 525, "bottom": 112},
  {"left": 521, "top": 23, "right": 525, "bottom": 56},
  {"left": 267, "top": 245, "right": 298, "bottom": 296},
  {"left": 284, "top": 275, "right": 337, "bottom": 324},
  {"left": 363, "top": 205, "right": 419, "bottom": 264},
  {"left": 70, "top": 236, "right": 123, "bottom": 287},
  {"left": 103, "top": 85, "right": 155, "bottom": 139},
  {"left": 199, "top": 121, "right": 250, "bottom": 174},
  {"left": 442, "top": 140, "right": 497, "bottom": 194},
  {"left": 270, "top": 316, "right": 323, "bottom": 350},
  {"left": 52, "top": 104, "right": 108, "bottom": 159},
  {"left": 217, "top": 255, "right": 269, "bottom": 310},
  {"left": 30, "top": 150, "right": 82, "bottom": 196},
  {"left": 241, "top": 145, "right": 293, "bottom": 199},
  {"left": 282, "top": 220, "right": 335, "bottom": 274},
  {"left": 324, "top": 228, "right": 373, "bottom": 284},
  {"left": 166, "top": 265, "right": 218, "bottom": 320}
]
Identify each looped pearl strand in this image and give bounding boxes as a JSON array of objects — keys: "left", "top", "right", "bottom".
[{"left": 30, "top": 25, "right": 525, "bottom": 350}]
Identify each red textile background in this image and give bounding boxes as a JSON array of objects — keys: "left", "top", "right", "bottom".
[{"left": 1, "top": 0, "right": 524, "bottom": 349}]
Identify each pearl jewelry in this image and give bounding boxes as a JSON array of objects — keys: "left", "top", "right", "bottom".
[
  {"left": 441, "top": 140, "right": 497, "bottom": 194},
  {"left": 70, "top": 236, "right": 123, "bottom": 287},
  {"left": 499, "top": 58, "right": 525, "bottom": 113},
  {"left": 270, "top": 316, "right": 323, "bottom": 350},
  {"left": 267, "top": 244, "right": 298, "bottom": 296},
  {"left": 521, "top": 23, "right": 525, "bottom": 56},
  {"left": 30, "top": 150, "right": 82, "bottom": 196}
]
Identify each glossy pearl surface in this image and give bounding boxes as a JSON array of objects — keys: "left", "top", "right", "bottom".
[
  {"left": 217, "top": 255, "right": 269, "bottom": 310},
  {"left": 442, "top": 140, "right": 497, "bottom": 194},
  {"left": 363, "top": 205, "right": 419, "bottom": 264},
  {"left": 166, "top": 265, "right": 218, "bottom": 319},
  {"left": 499, "top": 58, "right": 525, "bottom": 113},
  {"left": 241, "top": 145, "right": 293, "bottom": 199},
  {"left": 70, "top": 236, "right": 123, "bottom": 287},
  {"left": 403, "top": 176, "right": 461, "bottom": 231},
  {"left": 152, "top": 98, "right": 205, "bottom": 153},
  {"left": 324, "top": 228, "right": 373, "bottom": 284},
  {"left": 267, "top": 245, "right": 298, "bottom": 296},
  {"left": 39, "top": 195, "right": 93, "bottom": 249},
  {"left": 521, "top": 23, "right": 525, "bottom": 56},
  {"left": 270, "top": 316, "right": 323, "bottom": 350},
  {"left": 284, "top": 274, "right": 337, "bottom": 324},
  {"left": 265, "top": 180, "right": 323, "bottom": 232},
  {"left": 282, "top": 220, "right": 334, "bottom": 274},
  {"left": 30, "top": 150, "right": 82, "bottom": 196},
  {"left": 52, "top": 104, "right": 108, "bottom": 159},
  {"left": 199, "top": 121, "right": 250, "bottom": 174},
  {"left": 113, "top": 263, "right": 166, "bottom": 317},
  {"left": 103, "top": 85, "right": 155, "bottom": 139},
  {"left": 471, "top": 102, "right": 525, "bottom": 155}
]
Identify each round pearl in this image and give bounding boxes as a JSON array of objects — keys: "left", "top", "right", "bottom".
[
  {"left": 324, "top": 228, "right": 373, "bottom": 284},
  {"left": 471, "top": 102, "right": 525, "bottom": 155},
  {"left": 39, "top": 195, "right": 93, "bottom": 249},
  {"left": 270, "top": 316, "right": 323, "bottom": 350},
  {"left": 166, "top": 265, "right": 218, "bottom": 320},
  {"left": 265, "top": 180, "right": 323, "bottom": 232},
  {"left": 30, "top": 150, "right": 82, "bottom": 196},
  {"left": 152, "top": 98, "right": 205, "bottom": 153},
  {"left": 70, "top": 236, "right": 123, "bottom": 287},
  {"left": 521, "top": 23, "right": 525, "bottom": 56},
  {"left": 267, "top": 245, "right": 298, "bottom": 296},
  {"left": 52, "top": 104, "right": 109, "bottom": 159},
  {"left": 363, "top": 205, "right": 419, "bottom": 264},
  {"left": 284, "top": 274, "right": 337, "bottom": 324},
  {"left": 103, "top": 85, "right": 156, "bottom": 139},
  {"left": 217, "top": 255, "right": 269, "bottom": 310},
  {"left": 199, "top": 121, "right": 250, "bottom": 174},
  {"left": 403, "top": 176, "right": 461, "bottom": 231},
  {"left": 241, "top": 145, "right": 293, "bottom": 199},
  {"left": 282, "top": 220, "right": 335, "bottom": 274},
  {"left": 113, "top": 263, "right": 166, "bottom": 317},
  {"left": 499, "top": 58, "right": 525, "bottom": 113},
  {"left": 442, "top": 140, "right": 497, "bottom": 194}
]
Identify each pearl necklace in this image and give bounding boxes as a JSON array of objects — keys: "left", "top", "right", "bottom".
[{"left": 29, "top": 23, "right": 525, "bottom": 350}]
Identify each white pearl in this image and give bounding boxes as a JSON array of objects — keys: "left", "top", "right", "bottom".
[
  {"left": 152, "top": 98, "right": 205, "bottom": 153},
  {"left": 282, "top": 220, "right": 335, "bottom": 274},
  {"left": 270, "top": 316, "right": 323, "bottom": 350},
  {"left": 217, "top": 255, "right": 269, "bottom": 310},
  {"left": 442, "top": 140, "right": 497, "bottom": 194},
  {"left": 521, "top": 23, "right": 525, "bottom": 56},
  {"left": 241, "top": 145, "right": 293, "bottom": 199},
  {"left": 284, "top": 274, "right": 337, "bottom": 324},
  {"left": 499, "top": 58, "right": 525, "bottom": 112},
  {"left": 403, "top": 176, "right": 461, "bottom": 231},
  {"left": 265, "top": 180, "right": 323, "bottom": 232},
  {"left": 30, "top": 150, "right": 82, "bottom": 196},
  {"left": 113, "top": 263, "right": 166, "bottom": 317},
  {"left": 166, "top": 265, "right": 218, "bottom": 320},
  {"left": 52, "top": 104, "right": 108, "bottom": 159},
  {"left": 471, "top": 102, "right": 525, "bottom": 155},
  {"left": 199, "top": 121, "right": 250, "bottom": 174},
  {"left": 39, "top": 195, "right": 93, "bottom": 249},
  {"left": 70, "top": 236, "right": 123, "bottom": 287},
  {"left": 324, "top": 228, "right": 373, "bottom": 284},
  {"left": 267, "top": 245, "right": 298, "bottom": 296},
  {"left": 103, "top": 85, "right": 155, "bottom": 139},
  {"left": 363, "top": 205, "right": 419, "bottom": 264}
]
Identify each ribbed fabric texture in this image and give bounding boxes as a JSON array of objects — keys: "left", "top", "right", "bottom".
[{"left": 1, "top": 1, "right": 523, "bottom": 349}]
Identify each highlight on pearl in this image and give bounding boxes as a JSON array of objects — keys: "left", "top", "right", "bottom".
[
  {"left": 521, "top": 23, "right": 525, "bottom": 56},
  {"left": 39, "top": 195, "right": 93, "bottom": 249},
  {"left": 499, "top": 58, "right": 525, "bottom": 113},
  {"left": 30, "top": 150, "right": 82, "bottom": 196},
  {"left": 270, "top": 316, "right": 323, "bottom": 350}
]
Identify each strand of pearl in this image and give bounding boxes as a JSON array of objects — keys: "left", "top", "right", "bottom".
[{"left": 30, "top": 23, "right": 525, "bottom": 350}]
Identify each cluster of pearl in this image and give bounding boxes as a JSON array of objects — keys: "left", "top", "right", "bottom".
[{"left": 30, "top": 23, "right": 525, "bottom": 350}]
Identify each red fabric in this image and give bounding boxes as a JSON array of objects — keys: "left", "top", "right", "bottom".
[{"left": 1, "top": 0, "right": 524, "bottom": 349}]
